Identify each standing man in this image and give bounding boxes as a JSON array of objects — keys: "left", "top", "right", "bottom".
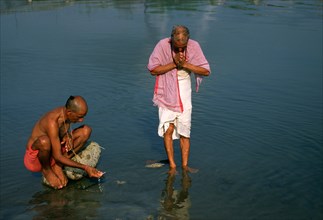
[
  {"left": 147, "top": 25, "right": 211, "bottom": 173},
  {"left": 24, "top": 95, "right": 104, "bottom": 189}
]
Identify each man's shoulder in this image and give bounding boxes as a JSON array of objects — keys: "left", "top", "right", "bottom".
[
  {"left": 41, "top": 107, "right": 62, "bottom": 124},
  {"left": 188, "top": 39, "right": 199, "bottom": 46},
  {"left": 158, "top": 37, "right": 171, "bottom": 45}
]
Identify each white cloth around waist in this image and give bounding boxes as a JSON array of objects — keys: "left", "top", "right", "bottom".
[{"left": 158, "top": 69, "right": 192, "bottom": 139}]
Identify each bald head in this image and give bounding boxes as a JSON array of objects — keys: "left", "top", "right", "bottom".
[{"left": 65, "top": 95, "right": 88, "bottom": 113}]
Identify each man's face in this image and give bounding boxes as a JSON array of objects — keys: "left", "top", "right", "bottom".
[
  {"left": 173, "top": 42, "right": 187, "bottom": 53},
  {"left": 68, "top": 109, "right": 87, "bottom": 123},
  {"left": 172, "top": 33, "right": 188, "bottom": 53}
]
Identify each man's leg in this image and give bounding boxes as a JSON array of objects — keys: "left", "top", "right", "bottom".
[
  {"left": 180, "top": 136, "right": 190, "bottom": 168},
  {"left": 32, "top": 136, "right": 64, "bottom": 189},
  {"left": 164, "top": 123, "right": 176, "bottom": 169},
  {"left": 180, "top": 136, "right": 199, "bottom": 173},
  {"left": 65, "top": 125, "right": 92, "bottom": 158}
]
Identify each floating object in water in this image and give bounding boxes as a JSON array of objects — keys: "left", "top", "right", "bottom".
[
  {"left": 145, "top": 162, "right": 165, "bottom": 168},
  {"left": 115, "top": 180, "right": 126, "bottom": 185},
  {"left": 145, "top": 159, "right": 168, "bottom": 168}
]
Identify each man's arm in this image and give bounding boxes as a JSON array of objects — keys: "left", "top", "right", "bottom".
[
  {"left": 47, "top": 121, "right": 86, "bottom": 170},
  {"left": 182, "top": 40, "right": 210, "bottom": 76},
  {"left": 47, "top": 120, "right": 104, "bottom": 178},
  {"left": 150, "top": 62, "right": 177, "bottom": 76},
  {"left": 150, "top": 61, "right": 209, "bottom": 76},
  {"left": 182, "top": 62, "right": 210, "bottom": 76}
]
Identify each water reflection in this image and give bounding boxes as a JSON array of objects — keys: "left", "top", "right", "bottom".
[
  {"left": 0, "top": 0, "right": 265, "bottom": 14},
  {"left": 28, "top": 180, "right": 103, "bottom": 219},
  {"left": 1, "top": 0, "right": 322, "bottom": 219},
  {"left": 158, "top": 170, "right": 192, "bottom": 220}
]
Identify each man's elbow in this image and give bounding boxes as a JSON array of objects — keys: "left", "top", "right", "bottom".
[
  {"left": 149, "top": 69, "right": 159, "bottom": 76},
  {"left": 203, "top": 70, "right": 210, "bottom": 76}
]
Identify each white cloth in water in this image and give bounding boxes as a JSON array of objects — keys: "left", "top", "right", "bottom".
[{"left": 158, "top": 69, "right": 192, "bottom": 139}]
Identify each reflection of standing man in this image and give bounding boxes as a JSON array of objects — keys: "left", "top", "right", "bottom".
[
  {"left": 159, "top": 169, "right": 192, "bottom": 219},
  {"left": 147, "top": 25, "right": 210, "bottom": 173}
]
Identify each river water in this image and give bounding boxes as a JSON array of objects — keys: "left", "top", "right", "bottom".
[{"left": 0, "top": 0, "right": 322, "bottom": 219}]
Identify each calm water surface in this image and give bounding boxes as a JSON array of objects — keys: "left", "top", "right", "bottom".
[{"left": 1, "top": 0, "right": 322, "bottom": 219}]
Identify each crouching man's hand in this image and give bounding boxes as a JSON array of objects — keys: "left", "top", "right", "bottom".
[{"left": 84, "top": 165, "right": 105, "bottom": 178}]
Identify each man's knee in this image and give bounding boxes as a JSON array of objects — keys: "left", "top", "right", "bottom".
[
  {"left": 180, "top": 135, "right": 190, "bottom": 140},
  {"left": 81, "top": 125, "right": 92, "bottom": 139},
  {"left": 33, "top": 135, "right": 51, "bottom": 151},
  {"left": 180, "top": 136, "right": 190, "bottom": 145},
  {"left": 165, "top": 124, "right": 174, "bottom": 136}
]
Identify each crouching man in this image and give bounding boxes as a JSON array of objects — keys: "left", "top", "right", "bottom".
[{"left": 24, "top": 95, "right": 104, "bottom": 189}]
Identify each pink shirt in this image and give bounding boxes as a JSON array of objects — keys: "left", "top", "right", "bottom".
[{"left": 147, "top": 38, "right": 211, "bottom": 112}]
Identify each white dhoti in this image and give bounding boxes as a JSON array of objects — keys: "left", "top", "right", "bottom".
[{"left": 158, "top": 70, "right": 192, "bottom": 139}]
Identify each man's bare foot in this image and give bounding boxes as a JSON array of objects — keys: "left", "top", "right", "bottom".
[
  {"left": 182, "top": 166, "right": 199, "bottom": 173},
  {"left": 52, "top": 164, "right": 68, "bottom": 187},
  {"left": 168, "top": 167, "right": 178, "bottom": 175},
  {"left": 42, "top": 169, "right": 63, "bottom": 189}
]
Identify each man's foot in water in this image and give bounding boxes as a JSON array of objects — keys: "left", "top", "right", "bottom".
[
  {"left": 182, "top": 166, "right": 199, "bottom": 173},
  {"left": 42, "top": 169, "right": 63, "bottom": 189}
]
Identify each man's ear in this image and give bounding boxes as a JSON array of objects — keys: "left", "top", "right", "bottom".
[{"left": 66, "top": 109, "right": 73, "bottom": 116}]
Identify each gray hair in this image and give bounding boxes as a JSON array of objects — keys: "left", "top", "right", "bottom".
[{"left": 171, "top": 25, "right": 190, "bottom": 40}]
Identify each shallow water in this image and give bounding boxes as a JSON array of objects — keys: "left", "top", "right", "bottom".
[{"left": 1, "top": 0, "right": 322, "bottom": 219}]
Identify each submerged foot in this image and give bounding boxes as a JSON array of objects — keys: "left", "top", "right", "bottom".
[
  {"left": 168, "top": 167, "right": 178, "bottom": 175},
  {"left": 182, "top": 166, "right": 199, "bottom": 173}
]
